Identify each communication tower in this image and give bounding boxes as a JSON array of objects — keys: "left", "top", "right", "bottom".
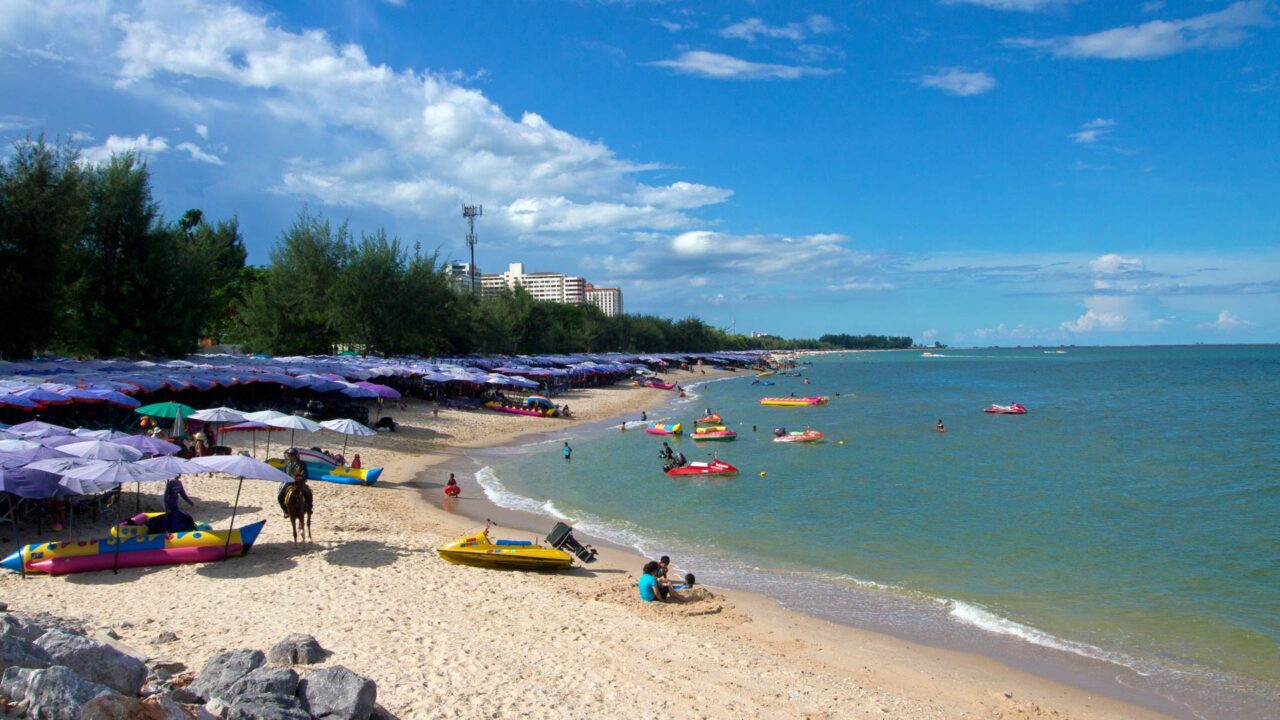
[{"left": 462, "top": 204, "right": 482, "bottom": 296}]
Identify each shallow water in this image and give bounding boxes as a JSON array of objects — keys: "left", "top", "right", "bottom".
[{"left": 478, "top": 346, "right": 1280, "bottom": 718}]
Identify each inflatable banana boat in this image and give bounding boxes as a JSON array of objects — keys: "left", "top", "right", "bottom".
[
  {"left": 1, "top": 521, "right": 266, "bottom": 576},
  {"left": 759, "top": 396, "right": 829, "bottom": 407}
]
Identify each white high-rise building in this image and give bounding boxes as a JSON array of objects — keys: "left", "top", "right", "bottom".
[{"left": 584, "top": 283, "right": 623, "bottom": 317}]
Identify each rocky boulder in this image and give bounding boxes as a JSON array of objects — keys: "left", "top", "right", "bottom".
[
  {"left": 228, "top": 666, "right": 299, "bottom": 699},
  {"left": 80, "top": 694, "right": 152, "bottom": 720},
  {"left": 226, "top": 692, "right": 312, "bottom": 720},
  {"left": 33, "top": 629, "right": 147, "bottom": 696},
  {"left": 3, "top": 665, "right": 119, "bottom": 720},
  {"left": 267, "top": 634, "right": 329, "bottom": 666},
  {"left": 188, "top": 648, "right": 265, "bottom": 704},
  {"left": 298, "top": 665, "right": 377, "bottom": 720},
  {"left": 0, "top": 613, "right": 47, "bottom": 643},
  {"left": 0, "top": 633, "right": 52, "bottom": 674}
]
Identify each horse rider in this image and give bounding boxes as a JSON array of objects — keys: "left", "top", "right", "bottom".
[{"left": 278, "top": 450, "right": 313, "bottom": 519}]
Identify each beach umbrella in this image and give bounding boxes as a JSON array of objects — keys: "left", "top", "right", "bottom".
[
  {"left": 0, "top": 467, "right": 62, "bottom": 500},
  {"left": 71, "top": 428, "right": 131, "bottom": 441},
  {"left": 0, "top": 395, "right": 38, "bottom": 410},
  {"left": 319, "top": 418, "right": 376, "bottom": 458},
  {"left": 8, "top": 420, "right": 71, "bottom": 435},
  {"left": 35, "top": 434, "right": 84, "bottom": 448},
  {"left": 190, "top": 406, "right": 247, "bottom": 447},
  {"left": 12, "top": 388, "right": 71, "bottom": 406},
  {"left": 59, "top": 459, "right": 174, "bottom": 572},
  {"left": 356, "top": 381, "right": 401, "bottom": 399},
  {"left": 189, "top": 455, "right": 292, "bottom": 559},
  {"left": 135, "top": 401, "right": 196, "bottom": 419},
  {"left": 137, "top": 455, "right": 203, "bottom": 475},
  {"left": 243, "top": 411, "right": 290, "bottom": 458},
  {"left": 265, "top": 415, "right": 321, "bottom": 448},
  {"left": 0, "top": 439, "right": 39, "bottom": 452},
  {"left": 223, "top": 421, "right": 283, "bottom": 458},
  {"left": 59, "top": 440, "right": 144, "bottom": 462},
  {"left": 15, "top": 425, "right": 71, "bottom": 439},
  {"left": 0, "top": 446, "right": 71, "bottom": 468},
  {"left": 112, "top": 434, "right": 181, "bottom": 456}
]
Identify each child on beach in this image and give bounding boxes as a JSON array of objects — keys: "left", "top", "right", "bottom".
[
  {"left": 444, "top": 474, "right": 461, "bottom": 498},
  {"left": 638, "top": 561, "right": 681, "bottom": 602},
  {"left": 563, "top": 441, "right": 572, "bottom": 460}
]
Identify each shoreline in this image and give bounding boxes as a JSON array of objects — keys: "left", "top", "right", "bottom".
[
  {"left": 403, "top": 372, "right": 1187, "bottom": 720},
  {"left": 0, "top": 367, "right": 1227, "bottom": 717}
]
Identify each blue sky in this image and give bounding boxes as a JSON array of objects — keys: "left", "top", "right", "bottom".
[{"left": 2, "top": 0, "right": 1277, "bottom": 345}]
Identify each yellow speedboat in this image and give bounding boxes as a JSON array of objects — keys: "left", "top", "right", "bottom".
[{"left": 437, "top": 522, "right": 596, "bottom": 570}]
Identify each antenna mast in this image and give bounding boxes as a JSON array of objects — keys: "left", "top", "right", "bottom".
[{"left": 462, "top": 204, "right": 483, "bottom": 296}]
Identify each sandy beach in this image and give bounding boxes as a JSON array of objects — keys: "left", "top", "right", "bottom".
[{"left": 0, "top": 368, "right": 1173, "bottom": 719}]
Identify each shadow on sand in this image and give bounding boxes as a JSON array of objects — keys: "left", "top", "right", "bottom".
[{"left": 322, "top": 539, "right": 429, "bottom": 570}]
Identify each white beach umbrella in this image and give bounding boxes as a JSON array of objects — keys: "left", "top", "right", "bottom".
[
  {"left": 190, "top": 406, "right": 247, "bottom": 423},
  {"left": 320, "top": 418, "right": 376, "bottom": 458},
  {"left": 244, "top": 409, "right": 289, "bottom": 423},
  {"left": 137, "top": 455, "right": 203, "bottom": 475},
  {"left": 113, "top": 434, "right": 181, "bottom": 456},
  {"left": 59, "top": 440, "right": 144, "bottom": 462},
  {"left": 0, "top": 439, "right": 39, "bottom": 452},
  {"left": 265, "top": 415, "right": 322, "bottom": 448},
  {"left": 71, "top": 428, "right": 131, "bottom": 441}
]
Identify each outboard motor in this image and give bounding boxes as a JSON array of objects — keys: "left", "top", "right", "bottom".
[
  {"left": 773, "top": 427, "right": 786, "bottom": 437},
  {"left": 546, "top": 522, "right": 598, "bottom": 564}
]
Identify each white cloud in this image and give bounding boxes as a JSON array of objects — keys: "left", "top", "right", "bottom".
[
  {"left": 921, "top": 328, "right": 939, "bottom": 342},
  {"left": 653, "top": 18, "right": 692, "bottom": 33},
  {"left": 945, "top": 0, "right": 1074, "bottom": 11},
  {"left": 1197, "top": 310, "right": 1254, "bottom": 329},
  {"left": 1071, "top": 117, "right": 1117, "bottom": 144},
  {"left": 81, "top": 133, "right": 168, "bottom": 164},
  {"left": 918, "top": 68, "right": 997, "bottom": 96},
  {"left": 175, "top": 141, "right": 223, "bottom": 165},
  {"left": 972, "top": 323, "right": 1041, "bottom": 341},
  {"left": 649, "top": 51, "right": 836, "bottom": 80},
  {"left": 827, "top": 280, "right": 897, "bottom": 291},
  {"left": 1061, "top": 295, "right": 1168, "bottom": 333},
  {"left": 0, "top": 115, "right": 35, "bottom": 132},
  {"left": 1090, "top": 253, "right": 1143, "bottom": 275},
  {"left": 1006, "top": 0, "right": 1273, "bottom": 60},
  {"left": 194, "top": 123, "right": 209, "bottom": 139},
  {"left": 720, "top": 15, "right": 836, "bottom": 42}
]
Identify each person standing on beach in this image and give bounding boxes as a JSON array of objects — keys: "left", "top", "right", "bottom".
[
  {"left": 444, "top": 474, "right": 461, "bottom": 498},
  {"left": 563, "top": 441, "right": 572, "bottom": 461},
  {"left": 162, "top": 475, "right": 195, "bottom": 533}
]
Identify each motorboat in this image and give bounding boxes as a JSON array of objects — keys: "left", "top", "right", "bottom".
[
  {"left": 759, "top": 396, "right": 828, "bottom": 407},
  {"left": 696, "top": 412, "right": 722, "bottom": 424},
  {"left": 984, "top": 403, "right": 1027, "bottom": 414},
  {"left": 665, "top": 458, "right": 739, "bottom": 476},
  {"left": 437, "top": 522, "right": 596, "bottom": 570},
  {"left": 645, "top": 422, "right": 682, "bottom": 435},
  {"left": 773, "top": 429, "right": 825, "bottom": 443}
]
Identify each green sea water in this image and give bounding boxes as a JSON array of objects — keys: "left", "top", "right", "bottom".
[{"left": 475, "top": 346, "right": 1279, "bottom": 718}]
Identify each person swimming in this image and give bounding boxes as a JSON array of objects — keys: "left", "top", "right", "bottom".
[{"left": 937, "top": 418, "right": 946, "bottom": 432}]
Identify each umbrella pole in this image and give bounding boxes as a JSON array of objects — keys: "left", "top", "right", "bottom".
[
  {"left": 252, "top": 431, "right": 258, "bottom": 459},
  {"left": 222, "top": 477, "right": 244, "bottom": 561},
  {"left": 342, "top": 436, "right": 349, "bottom": 461},
  {"left": 135, "top": 482, "right": 140, "bottom": 513},
  {"left": 112, "top": 496, "right": 122, "bottom": 575},
  {"left": 265, "top": 433, "right": 272, "bottom": 461}
]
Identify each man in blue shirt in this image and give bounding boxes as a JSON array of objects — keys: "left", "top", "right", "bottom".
[{"left": 638, "top": 561, "right": 682, "bottom": 602}]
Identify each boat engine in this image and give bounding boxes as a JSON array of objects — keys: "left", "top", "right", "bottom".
[{"left": 546, "top": 522, "right": 597, "bottom": 564}]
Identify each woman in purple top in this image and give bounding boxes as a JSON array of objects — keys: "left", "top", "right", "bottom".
[{"left": 162, "top": 476, "right": 196, "bottom": 533}]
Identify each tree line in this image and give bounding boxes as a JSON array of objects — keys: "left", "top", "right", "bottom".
[{"left": 2, "top": 137, "right": 908, "bottom": 359}]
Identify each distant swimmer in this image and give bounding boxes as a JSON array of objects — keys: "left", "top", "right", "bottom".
[
  {"left": 937, "top": 419, "right": 946, "bottom": 433},
  {"left": 563, "top": 441, "right": 572, "bottom": 461},
  {"left": 641, "top": 411, "right": 647, "bottom": 421}
]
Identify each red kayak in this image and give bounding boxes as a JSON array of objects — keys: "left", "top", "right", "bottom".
[
  {"left": 984, "top": 403, "right": 1027, "bottom": 414},
  {"left": 665, "top": 459, "right": 739, "bottom": 477}
]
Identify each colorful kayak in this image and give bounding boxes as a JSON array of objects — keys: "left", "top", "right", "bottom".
[
  {"left": 645, "top": 422, "right": 682, "bottom": 435},
  {"left": 1, "top": 521, "right": 266, "bottom": 576},
  {"left": 640, "top": 380, "right": 676, "bottom": 390},
  {"left": 984, "top": 403, "right": 1027, "bottom": 415},
  {"left": 437, "top": 522, "right": 596, "bottom": 570},
  {"left": 773, "top": 429, "right": 825, "bottom": 443},
  {"left": 759, "top": 396, "right": 828, "bottom": 407},
  {"left": 665, "top": 458, "right": 739, "bottom": 476},
  {"left": 484, "top": 401, "right": 557, "bottom": 418},
  {"left": 691, "top": 426, "right": 737, "bottom": 442},
  {"left": 267, "top": 449, "right": 383, "bottom": 485}
]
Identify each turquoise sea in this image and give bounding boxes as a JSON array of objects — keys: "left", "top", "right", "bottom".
[{"left": 472, "top": 346, "right": 1279, "bottom": 719}]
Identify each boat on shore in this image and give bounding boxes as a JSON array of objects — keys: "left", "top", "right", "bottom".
[
  {"left": 984, "top": 403, "right": 1027, "bottom": 414},
  {"left": 267, "top": 448, "right": 383, "bottom": 485},
  {"left": 665, "top": 458, "right": 739, "bottom": 476},
  {"left": 1, "top": 520, "right": 266, "bottom": 576},
  {"left": 437, "top": 522, "right": 596, "bottom": 570},
  {"left": 645, "top": 422, "right": 682, "bottom": 435},
  {"left": 760, "top": 396, "right": 828, "bottom": 407},
  {"left": 484, "top": 400, "right": 558, "bottom": 418}
]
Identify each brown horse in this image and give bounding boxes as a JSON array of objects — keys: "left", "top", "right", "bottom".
[{"left": 281, "top": 482, "right": 312, "bottom": 543}]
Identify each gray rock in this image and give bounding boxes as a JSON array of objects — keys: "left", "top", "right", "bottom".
[
  {"left": 298, "top": 665, "right": 377, "bottom": 720},
  {"left": 188, "top": 649, "right": 265, "bottom": 704},
  {"left": 145, "top": 692, "right": 199, "bottom": 719},
  {"left": 33, "top": 629, "right": 146, "bottom": 696},
  {"left": 0, "top": 634, "right": 52, "bottom": 674},
  {"left": 0, "top": 613, "right": 46, "bottom": 643},
  {"left": 150, "top": 660, "right": 187, "bottom": 674},
  {"left": 0, "top": 601, "right": 8, "bottom": 612},
  {"left": 227, "top": 666, "right": 298, "bottom": 699},
  {"left": 80, "top": 694, "right": 149, "bottom": 719},
  {"left": 10, "top": 665, "right": 118, "bottom": 720},
  {"left": 226, "top": 692, "right": 310, "bottom": 720},
  {"left": 155, "top": 631, "right": 180, "bottom": 644},
  {"left": 2, "top": 665, "right": 37, "bottom": 702},
  {"left": 169, "top": 685, "right": 203, "bottom": 704},
  {"left": 267, "top": 633, "right": 328, "bottom": 666}
]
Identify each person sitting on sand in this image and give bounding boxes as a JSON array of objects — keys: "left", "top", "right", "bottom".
[
  {"left": 444, "top": 475, "right": 461, "bottom": 498},
  {"left": 638, "top": 561, "right": 680, "bottom": 602}
]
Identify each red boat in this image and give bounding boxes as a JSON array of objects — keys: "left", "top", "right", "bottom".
[
  {"left": 984, "top": 403, "right": 1027, "bottom": 414},
  {"left": 665, "top": 458, "right": 739, "bottom": 477}
]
